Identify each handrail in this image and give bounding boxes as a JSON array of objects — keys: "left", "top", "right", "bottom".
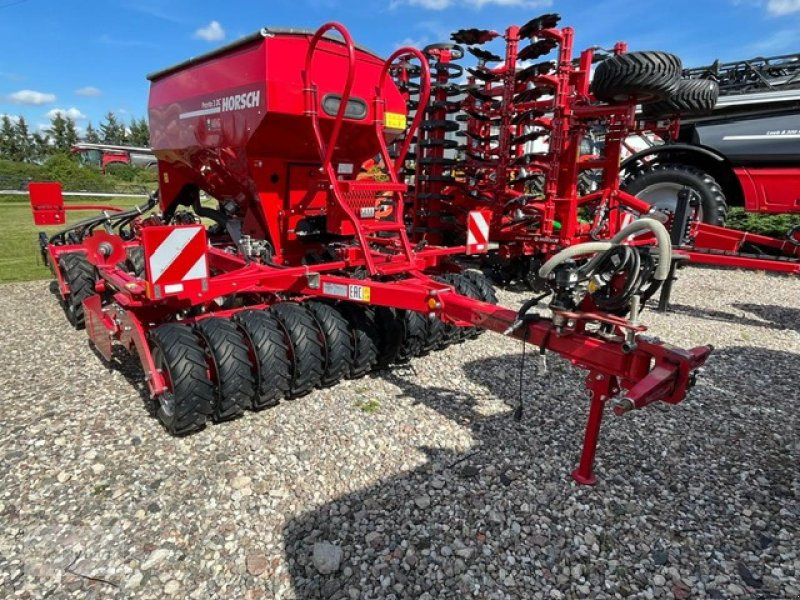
[
  {"left": 302, "top": 22, "right": 357, "bottom": 169},
  {"left": 377, "top": 47, "right": 432, "bottom": 173}
]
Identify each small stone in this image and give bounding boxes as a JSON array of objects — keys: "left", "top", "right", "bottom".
[
  {"left": 584, "top": 531, "right": 597, "bottom": 546},
  {"left": 652, "top": 548, "right": 668, "bottom": 565},
  {"left": 727, "top": 583, "right": 744, "bottom": 596},
  {"left": 414, "top": 495, "right": 431, "bottom": 509},
  {"left": 246, "top": 553, "right": 268, "bottom": 576},
  {"left": 125, "top": 571, "right": 143, "bottom": 590},
  {"left": 460, "top": 465, "right": 479, "bottom": 478},
  {"left": 91, "top": 463, "right": 105, "bottom": 474},
  {"left": 164, "top": 580, "right": 180, "bottom": 595},
  {"left": 142, "top": 548, "right": 171, "bottom": 570},
  {"left": 57, "top": 471, "right": 70, "bottom": 483},
  {"left": 440, "top": 545, "right": 452, "bottom": 557},
  {"left": 147, "top": 502, "right": 161, "bottom": 513},
  {"left": 654, "top": 574, "right": 666, "bottom": 586},
  {"left": 430, "top": 476, "right": 446, "bottom": 490},
  {"left": 313, "top": 543, "right": 342, "bottom": 575},
  {"left": 365, "top": 532, "right": 383, "bottom": 548},
  {"left": 131, "top": 436, "right": 142, "bottom": 446},
  {"left": 232, "top": 475, "right": 252, "bottom": 490}
]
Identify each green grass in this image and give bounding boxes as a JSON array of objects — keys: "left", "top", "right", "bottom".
[{"left": 0, "top": 195, "right": 143, "bottom": 283}]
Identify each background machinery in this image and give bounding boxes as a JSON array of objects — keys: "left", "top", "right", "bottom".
[{"left": 30, "top": 22, "right": 710, "bottom": 485}]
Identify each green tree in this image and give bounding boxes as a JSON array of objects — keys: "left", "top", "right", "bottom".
[
  {"left": 48, "top": 112, "right": 69, "bottom": 152},
  {"left": 99, "top": 111, "right": 125, "bottom": 144},
  {"left": 31, "top": 132, "right": 51, "bottom": 161},
  {"left": 84, "top": 121, "right": 100, "bottom": 143},
  {"left": 128, "top": 117, "right": 150, "bottom": 146},
  {"left": 13, "top": 116, "right": 33, "bottom": 162},
  {"left": 0, "top": 115, "right": 18, "bottom": 159},
  {"left": 64, "top": 117, "right": 79, "bottom": 149}
]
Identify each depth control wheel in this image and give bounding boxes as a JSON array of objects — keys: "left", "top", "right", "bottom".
[
  {"left": 150, "top": 323, "right": 214, "bottom": 435},
  {"left": 195, "top": 317, "right": 256, "bottom": 422},
  {"left": 57, "top": 252, "right": 96, "bottom": 329}
]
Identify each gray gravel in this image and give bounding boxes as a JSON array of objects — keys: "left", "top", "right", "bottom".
[{"left": 0, "top": 267, "right": 798, "bottom": 599}]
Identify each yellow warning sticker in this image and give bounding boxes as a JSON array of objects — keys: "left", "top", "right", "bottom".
[
  {"left": 348, "top": 284, "right": 371, "bottom": 303},
  {"left": 384, "top": 112, "right": 407, "bottom": 130}
]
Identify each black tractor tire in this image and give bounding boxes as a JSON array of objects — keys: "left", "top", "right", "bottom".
[
  {"left": 306, "top": 301, "right": 354, "bottom": 387},
  {"left": 373, "top": 307, "right": 405, "bottom": 369},
  {"left": 270, "top": 302, "right": 325, "bottom": 397},
  {"left": 58, "top": 252, "right": 96, "bottom": 329},
  {"left": 451, "top": 273, "right": 484, "bottom": 339},
  {"left": 643, "top": 78, "right": 720, "bottom": 118},
  {"left": 422, "top": 315, "right": 445, "bottom": 353},
  {"left": 149, "top": 323, "right": 214, "bottom": 435},
  {"left": 435, "top": 273, "right": 482, "bottom": 342},
  {"left": 623, "top": 163, "right": 728, "bottom": 226},
  {"left": 591, "top": 51, "right": 682, "bottom": 104},
  {"left": 194, "top": 317, "right": 256, "bottom": 421},
  {"left": 462, "top": 269, "right": 499, "bottom": 304},
  {"left": 336, "top": 303, "right": 379, "bottom": 378},
  {"left": 125, "top": 246, "right": 146, "bottom": 279},
  {"left": 397, "top": 310, "right": 428, "bottom": 362},
  {"left": 234, "top": 310, "right": 291, "bottom": 410}
]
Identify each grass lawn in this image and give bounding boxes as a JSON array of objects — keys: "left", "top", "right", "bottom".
[{"left": 0, "top": 195, "right": 144, "bottom": 283}]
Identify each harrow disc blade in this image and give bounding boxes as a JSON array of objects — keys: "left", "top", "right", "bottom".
[
  {"left": 518, "top": 13, "right": 561, "bottom": 39},
  {"left": 518, "top": 39, "right": 558, "bottom": 61},
  {"left": 451, "top": 28, "right": 499, "bottom": 45},
  {"left": 467, "top": 46, "right": 502, "bottom": 62}
]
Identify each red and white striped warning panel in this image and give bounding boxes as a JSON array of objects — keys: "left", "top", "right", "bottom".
[
  {"left": 142, "top": 225, "right": 209, "bottom": 298},
  {"left": 466, "top": 210, "right": 491, "bottom": 254}
]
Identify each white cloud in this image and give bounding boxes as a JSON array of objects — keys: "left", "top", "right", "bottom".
[
  {"left": 75, "top": 86, "right": 102, "bottom": 97},
  {"left": 194, "top": 20, "right": 225, "bottom": 42},
  {"left": 392, "top": 0, "right": 551, "bottom": 9},
  {"left": 6, "top": 89, "right": 56, "bottom": 105},
  {"left": 46, "top": 107, "right": 88, "bottom": 121},
  {"left": 767, "top": 0, "right": 800, "bottom": 14}
]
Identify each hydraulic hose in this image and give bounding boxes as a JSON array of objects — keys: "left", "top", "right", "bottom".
[
  {"left": 607, "top": 218, "right": 671, "bottom": 280},
  {"left": 549, "top": 218, "right": 672, "bottom": 281},
  {"left": 538, "top": 242, "right": 614, "bottom": 279},
  {"left": 49, "top": 192, "right": 159, "bottom": 244}
]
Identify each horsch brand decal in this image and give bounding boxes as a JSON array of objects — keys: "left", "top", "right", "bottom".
[{"left": 179, "top": 88, "right": 262, "bottom": 120}]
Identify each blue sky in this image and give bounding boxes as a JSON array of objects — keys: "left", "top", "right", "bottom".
[{"left": 1, "top": 0, "right": 798, "bottom": 134}]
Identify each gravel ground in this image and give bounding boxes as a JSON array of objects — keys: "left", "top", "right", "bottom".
[{"left": 0, "top": 267, "right": 798, "bottom": 600}]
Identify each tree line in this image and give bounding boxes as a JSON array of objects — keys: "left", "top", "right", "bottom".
[{"left": 0, "top": 111, "right": 150, "bottom": 163}]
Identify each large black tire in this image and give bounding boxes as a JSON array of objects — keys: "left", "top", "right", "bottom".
[
  {"left": 591, "top": 51, "right": 682, "bottom": 104},
  {"left": 125, "top": 246, "right": 145, "bottom": 279},
  {"left": 270, "top": 302, "right": 325, "bottom": 397},
  {"left": 149, "top": 323, "right": 214, "bottom": 435},
  {"left": 462, "top": 269, "right": 498, "bottom": 304},
  {"left": 234, "top": 310, "right": 291, "bottom": 410},
  {"left": 643, "top": 78, "right": 719, "bottom": 118},
  {"left": 422, "top": 314, "right": 445, "bottom": 354},
  {"left": 58, "top": 252, "right": 96, "bottom": 329},
  {"left": 373, "top": 307, "right": 405, "bottom": 369},
  {"left": 306, "top": 301, "right": 354, "bottom": 387},
  {"left": 623, "top": 163, "right": 728, "bottom": 226},
  {"left": 397, "top": 310, "right": 427, "bottom": 362},
  {"left": 194, "top": 317, "right": 255, "bottom": 421},
  {"left": 337, "top": 303, "right": 379, "bottom": 378},
  {"left": 451, "top": 273, "right": 484, "bottom": 339}
]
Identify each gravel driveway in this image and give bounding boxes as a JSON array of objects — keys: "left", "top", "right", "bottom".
[{"left": 0, "top": 267, "right": 797, "bottom": 599}]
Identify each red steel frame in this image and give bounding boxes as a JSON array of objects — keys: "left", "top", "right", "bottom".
[
  {"left": 408, "top": 17, "right": 799, "bottom": 276},
  {"left": 409, "top": 22, "right": 660, "bottom": 269},
  {"left": 31, "top": 22, "right": 711, "bottom": 485}
]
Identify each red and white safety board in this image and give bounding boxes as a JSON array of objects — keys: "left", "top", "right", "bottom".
[
  {"left": 142, "top": 225, "right": 209, "bottom": 298},
  {"left": 466, "top": 210, "right": 491, "bottom": 255}
]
